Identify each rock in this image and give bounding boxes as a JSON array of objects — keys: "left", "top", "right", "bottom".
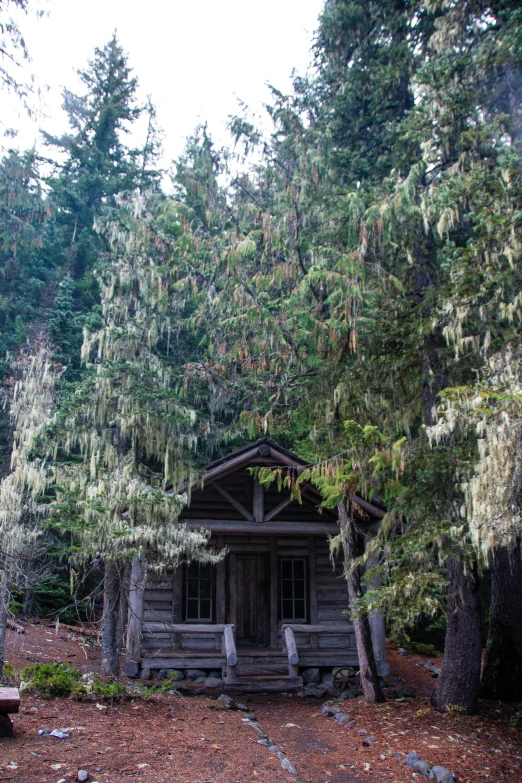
[
  {"left": 217, "top": 694, "right": 235, "bottom": 707},
  {"left": 57, "top": 779, "right": 67, "bottom": 783},
  {"left": 346, "top": 719, "right": 357, "bottom": 728},
  {"left": 398, "top": 647, "right": 407, "bottom": 655},
  {"left": 246, "top": 722, "right": 266, "bottom": 738},
  {"left": 77, "top": 771, "right": 89, "bottom": 783},
  {"left": 321, "top": 672, "right": 334, "bottom": 686},
  {"left": 392, "top": 687, "right": 416, "bottom": 699},
  {"left": 429, "top": 766, "right": 456, "bottom": 783},
  {"left": 236, "top": 702, "right": 249, "bottom": 711},
  {"left": 412, "top": 759, "right": 433, "bottom": 776},
  {"left": 321, "top": 704, "right": 341, "bottom": 716},
  {"left": 338, "top": 690, "right": 358, "bottom": 700},
  {"left": 335, "top": 713, "right": 351, "bottom": 725},
  {"left": 37, "top": 728, "right": 52, "bottom": 735},
  {"left": 367, "top": 736, "right": 377, "bottom": 743},
  {"left": 205, "top": 677, "right": 222, "bottom": 688},
  {"left": 302, "top": 667, "right": 321, "bottom": 685},
  {"left": 281, "top": 758, "right": 297, "bottom": 775},
  {"left": 356, "top": 728, "right": 368, "bottom": 735},
  {"left": 244, "top": 713, "right": 256, "bottom": 720},
  {"left": 269, "top": 745, "right": 281, "bottom": 753},
  {"left": 209, "top": 670, "right": 221, "bottom": 678},
  {"left": 186, "top": 669, "right": 206, "bottom": 681},
  {"left": 50, "top": 729, "right": 69, "bottom": 739},
  {"left": 139, "top": 667, "right": 151, "bottom": 681},
  {"left": 168, "top": 669, "right": 185, "bottom": 681},
  {"left": 257, "top": 739, "right": 271, "bottom": 746},
  {"left": 305, "top": 686, "right": 324, "bottom": 698},
  {"left": 376, "top": 660, "right": 391, "bottom": 677},
  {"left": 405, "top": 751, "right": 421, "bottom": 767},
  {"left": 277, "top": 751, "right": 285, "bottom": 760}
]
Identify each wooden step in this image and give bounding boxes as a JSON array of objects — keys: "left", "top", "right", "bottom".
[
  {"left": 235, "top": 664, "right": 288, "bottom": 676},
  {"left": 223, "top": 675, "right": 303, "bottom": 693}
]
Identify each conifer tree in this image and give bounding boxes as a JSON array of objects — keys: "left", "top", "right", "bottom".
[
  {"left": 0, "top": 340, "right": 60, "bottom": 675},
  {"left": 52, "top": 195, "right": 218, "bottom": 676},
  {"left": 44, "top": 35, "right": 161, "bottom": 282}
]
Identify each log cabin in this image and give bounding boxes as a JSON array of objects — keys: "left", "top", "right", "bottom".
[{"left": 126, "top": 439, "right": 388, "bottom": 692}]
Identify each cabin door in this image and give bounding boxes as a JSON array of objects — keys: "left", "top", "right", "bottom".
[{"left": 229, "top": 553, "right": 269, "bottom": 647}]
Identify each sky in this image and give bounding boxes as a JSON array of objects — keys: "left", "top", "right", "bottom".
[{"left": 6, "top": 0, "right": 324, "bottom": 168}]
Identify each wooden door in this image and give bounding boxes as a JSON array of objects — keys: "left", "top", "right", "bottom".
[{"left": 229, "top": 553, "right": 269, "bottom": 647}]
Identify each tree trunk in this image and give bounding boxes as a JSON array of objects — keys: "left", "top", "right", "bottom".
[
  {"left": 0, "top": 560, "right": 12, "bottom": 677},
  {"left": 432, "top": 555, "right": 482, "bottom": 714},
  {"left": 481, "top": 540, "right": 522, "bottom": 702},
  {"left": 337, "top": 500, "right": 385, "bottom": 703},
  {"left": 100, "top": 560, "right": 123, "bottom": 678}
]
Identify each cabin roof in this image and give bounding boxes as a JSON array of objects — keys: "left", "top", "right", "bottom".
[{"left": 189, "top": 438, "right": 385, "bottom": 522}]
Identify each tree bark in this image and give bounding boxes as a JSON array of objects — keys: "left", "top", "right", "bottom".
[
  {"left": 432, "top": 555, "right": 482, "bottom": 714},
  {"left": 481, "top": 540, "right": 522, "bottom": 702},
  {"left": 337, "top": 500, "right": 385, "bottom": 703},
  {"left": 0, "top": 560, "right": 12, "bottom": 678},
  {"left": 100, "top": 560, "right": 124, "bottom": 678}
]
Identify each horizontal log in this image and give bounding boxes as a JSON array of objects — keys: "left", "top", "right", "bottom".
[
  {"left": 143, "top": 623, "right": 230, "bottom": 634},
  {"left": 141, "top": 656, "right": 225, "bottom": 669},
  {"left": 282, "top": 623, "right": 354, "bottom": 633},
  {"left": 182, "top": 519, "right": 339, "bottom": 535},
  {"left": 0, "top": 688, "right": 20, "bottom": 715}
]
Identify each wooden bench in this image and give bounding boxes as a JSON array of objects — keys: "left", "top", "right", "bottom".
[{"left": 0, "top": 687, "right": 20, "bottom": 738}]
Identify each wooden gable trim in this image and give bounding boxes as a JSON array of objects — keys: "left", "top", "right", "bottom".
[{"left": 210, "top": 482, "right": 255, "bottom": 523}]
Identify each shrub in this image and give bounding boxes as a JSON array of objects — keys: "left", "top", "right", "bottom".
[{"left": 21, "top": 663, "right": 81, "bottom": 697}]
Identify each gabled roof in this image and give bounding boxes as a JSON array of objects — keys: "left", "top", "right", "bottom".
[{"left": 196, "top": 438, "right": 385, "bottom": 520}]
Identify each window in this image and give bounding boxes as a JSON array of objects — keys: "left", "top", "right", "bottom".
[
  {"left": 186, "top": 562, "right": 212, "bottom": 621},
  {"left": 281, "top": 558, "right": 306, "bottom": 621}
]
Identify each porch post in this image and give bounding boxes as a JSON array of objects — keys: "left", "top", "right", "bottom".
[
  {"left": 269, "top": 536, "right": 279, "bottom": 647},
  {"left": 215, "top": 535, "right": 226, "bottom": 624},
  {"left": 126, "top": 555, "right": 146, "bottom": 662}
]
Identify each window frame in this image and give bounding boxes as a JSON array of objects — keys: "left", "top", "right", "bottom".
[
  {"left": 280, "top": 557, "right": 307, "bottom": 623},
  {"left": 184, "top": 561, "right": 214, "bottom": 623}
]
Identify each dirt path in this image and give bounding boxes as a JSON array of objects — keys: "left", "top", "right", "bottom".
[{"left": 1, "top": 624, "right": 521, "bottom": 783}]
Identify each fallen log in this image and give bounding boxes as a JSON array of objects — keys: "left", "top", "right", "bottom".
[{"left": 6, "top": 619, "right": 24, "bottom": 634}]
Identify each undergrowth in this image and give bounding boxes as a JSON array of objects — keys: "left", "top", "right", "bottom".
[{"left": 19, "top": 662, "right": 130, "bottom": 702}]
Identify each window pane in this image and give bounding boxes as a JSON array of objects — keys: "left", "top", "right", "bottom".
[
  {"left": 200, "top": 563, "right": 212, "bottom": 578},
  {"left": 187, "top": 599, "right": 199, "bottom": 619},
  {"left": 200, "top": 599, "right": 211, "bottom": 619},
  {"left": 187, "top": 562, "right": 199, "bottom": 577},
  {"left": 200, "top": 579, "right": 211, "bottom": 599},
  {"left": 294, "top": 600, "right": 305, "bottom": 620},
  {"left": 187, "top": 579, "right": 199, "bottom": 598},
  {"left": 294, "top": 580, "right": 305, "bottom": 599},
  {"left": 293, "top": 560, "right": 305, "bottom": 579},
  {"left": 281, "top": 560, "right": 292, "bottom": 579},
  {"left": 282, "top": 600, "right": 293, "bottom": 619},
  {"left": 282, "top": 581, "right": 293, "bottom": 599}
]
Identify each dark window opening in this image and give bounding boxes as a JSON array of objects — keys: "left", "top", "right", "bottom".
[
  {"left": 281, "top": 558, "right": 307, "bottom": 621},
  {"left": 186, "top": 562, "right": 212, "bottom": 621}
]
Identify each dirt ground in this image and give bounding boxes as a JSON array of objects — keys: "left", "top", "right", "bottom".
[{"left": 1, "top": 622, "right": 521, "bottom": 783}]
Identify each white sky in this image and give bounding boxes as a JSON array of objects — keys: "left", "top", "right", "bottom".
[{"left": 6, "top": 0, "right": 324, "bottom": 168}]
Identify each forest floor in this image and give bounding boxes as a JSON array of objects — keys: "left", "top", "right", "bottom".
[{"left": 1, "top": 621, "right": 521, "bottom": 783}]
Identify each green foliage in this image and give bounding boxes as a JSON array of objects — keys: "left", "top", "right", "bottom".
[{"left": 21, "top": 662, "right": 81, "bottom": 697}]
